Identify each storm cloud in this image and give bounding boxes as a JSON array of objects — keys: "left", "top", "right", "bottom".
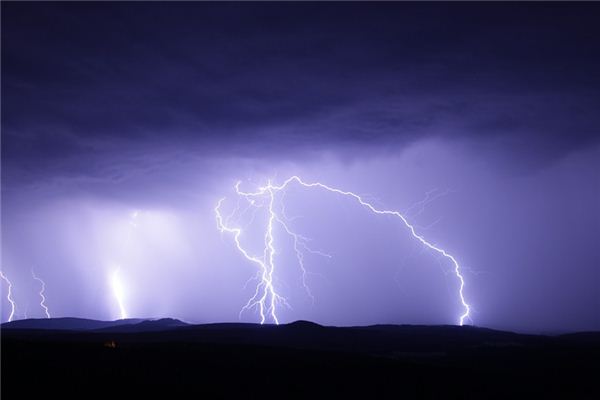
[{"left": 2, "top": 3, "right": 599, "bottom": 332}]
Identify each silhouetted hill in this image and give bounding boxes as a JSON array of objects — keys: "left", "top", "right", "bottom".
[
  {"left": 1, "top": 317, "right": 146, "bottom": 331},
  {"left": 2, "top": 318, "right": 592, "bottom": 354},
  {"left": 558, "top": 331, "right": 600, "bottom": 344},
  {"left": 2, "top": 319, "right": 598, "bottom": 398},
  {"left": 94, "top": 317, "right": 189, "bottom": 332},
  {"left": 0, "top": 317, "right": 190, "bottom": 334}
]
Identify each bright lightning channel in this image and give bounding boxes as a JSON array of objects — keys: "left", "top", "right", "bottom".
[
  {"left": 31, "top": 269, "right": 51, "bottom": 318},
  {"left": 216, "top": 176, "right": 471, "bottom": 326},
  {"left": 111, "top": 267, "right": 128, "bottom": 319},
  {"left": 0, "top": 271, "right": 17, "bottom": 322},
  {"left": 110, "top": 210, "right": 140, "bottom": 319}
]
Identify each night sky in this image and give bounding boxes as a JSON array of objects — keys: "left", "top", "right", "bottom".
[{"left": 2, "top": 2, "right": 599, "bottom": 332}]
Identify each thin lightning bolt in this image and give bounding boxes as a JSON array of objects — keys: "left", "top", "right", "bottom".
[
  {"left": 403, "top": 188, "right": 452, "bottom": 218},
  {"left": 31, "top": 270, "right": 51, "bottom": 319},
  {"left": 216, "top": 176, "right": 471, "bottom": 326},
  {"left": 0, "top": 271, "right": 17, "bottom": 322}
]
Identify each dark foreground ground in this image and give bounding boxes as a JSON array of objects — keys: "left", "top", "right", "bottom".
[{"left": 2, "top": 318, "right": 599, "bottom": 399}]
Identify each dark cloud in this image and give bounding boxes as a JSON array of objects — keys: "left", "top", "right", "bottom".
[{"left": 3, "top": 3, "right": 599, "bottom": 171}]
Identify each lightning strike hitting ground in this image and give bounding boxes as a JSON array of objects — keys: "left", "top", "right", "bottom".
[
  {"left": 31, "top": 270, "right": 51, "bottom": 318},
  {"left": 111, "top": 267, "right": 128, "bottom": 319},
  {"left": 216, "top": 176, "right": 471, "bottom": 326},
  {"left": 110, "top": 210, "right": 140, "bottom": 319},
  {"left": 0, "top": 271, "right": 17, "bottom": 322}
]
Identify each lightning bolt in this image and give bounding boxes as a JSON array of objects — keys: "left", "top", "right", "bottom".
[
  {"left": 216, "top": 176, "right": 471, "bottom": 326},
  {"left": 110, "top": 210, "right": 140, "bottom": 319},
  {"left": 111, "top": 267, "right": 128, "bottom": 319},
  {"left": 0, "top": 271, "right": 17, "bottom": 322},
  {"left": 31, "top": 269, "right": 51, "bottom": 319}
]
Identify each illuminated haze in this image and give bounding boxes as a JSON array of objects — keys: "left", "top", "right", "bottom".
[{"left": 2, "top": 3, "right": 599, "bottom": 332}]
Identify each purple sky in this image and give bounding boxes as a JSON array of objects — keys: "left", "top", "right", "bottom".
[{"left": 2, "top": 3, "right": 599, "bottom": 332}]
